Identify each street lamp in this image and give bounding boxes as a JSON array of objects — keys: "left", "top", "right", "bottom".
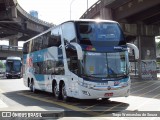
[
  {"left": 70, "top": 0, "right": 76, "bottom": 20},
  {"left": 70, "top": 0, "right": 89, "bottom": 20},
  {"left": 87, "top": 0, "right": 88, "bottom": 10}
]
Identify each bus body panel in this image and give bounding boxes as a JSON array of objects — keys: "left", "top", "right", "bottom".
[{"left": 23, "top": 19, "right": 137, "bottom": 100}]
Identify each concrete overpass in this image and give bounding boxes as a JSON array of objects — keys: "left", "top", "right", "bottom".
[
  {"left": 0, "top": 0, "right": 54, "bottom": 45},
  {"left": 0, "top": 0, "right": 54, "bottom": 59},
  {"left": 80, "top": 0, "right": 160, "bottom": 79},
  {"left": 0, "top": 45, "right": 22, "bottom": 59}
]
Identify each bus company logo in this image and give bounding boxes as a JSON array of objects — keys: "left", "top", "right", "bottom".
[
  {"left": 26, "top": 58, "right": 33, "bottom": 67},
  {"left": 114, "top": 81, "right": 120, "bottom": 86},
  {"left": 107, "top": 86, "right": 111, "bottom": 90}
]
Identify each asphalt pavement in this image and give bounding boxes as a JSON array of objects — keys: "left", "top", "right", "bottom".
[{"left": 0, "top": 75, "right": 160, "bottom": 120}]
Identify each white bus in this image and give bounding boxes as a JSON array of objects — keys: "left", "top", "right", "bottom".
[
  {"left": 6, "top": 56, "right": 22, "bottom": 79},
  {"left": 23, "top": 19, "right": 139, "bottom": 101}
]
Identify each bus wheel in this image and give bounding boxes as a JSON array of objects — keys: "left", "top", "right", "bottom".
[
  {"left": 29, "top": 80, "right": 36, "bottom": 93},
  {"left": 102, "top": 98, "right": 109, "bottom": 101},
  {"left": 62, "top": 83, "right": 71, "bottom": 102},
  {"left": 53, "top": 83, "right": 60, "bottom": 100}
]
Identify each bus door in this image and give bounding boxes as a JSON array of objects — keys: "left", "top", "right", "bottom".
[{"left": 66, "top": 47, "right": 80, "bottom": 96}]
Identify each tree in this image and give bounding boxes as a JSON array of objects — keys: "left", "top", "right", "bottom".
[
  {"left": 157, "top": 41, "right": 160, "bottom": 49},
  {"left": 0, "top": 61, "right": 5, "bottom": 68}
]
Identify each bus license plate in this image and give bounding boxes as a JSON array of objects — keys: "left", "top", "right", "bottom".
[{"left": 104, "top": 93, "right": 113, "bottom": 97}]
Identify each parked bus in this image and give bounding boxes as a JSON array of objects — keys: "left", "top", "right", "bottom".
[
  {"left": 23, "top": 19, "right": 139, "bottom": 101},
  {"left": 5, "top": 56, "right": 22, "bottom": 79}
]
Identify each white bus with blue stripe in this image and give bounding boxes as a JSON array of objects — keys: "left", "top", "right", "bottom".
[{"left": 23, "top": 19, "right": 139, "bottom": 101}]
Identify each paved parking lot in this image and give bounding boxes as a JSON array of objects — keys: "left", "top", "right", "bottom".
[{"left": 0, "top": 77, "right": 160, "bottom": 119}]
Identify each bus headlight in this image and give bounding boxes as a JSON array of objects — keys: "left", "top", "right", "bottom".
[{"left": 16, "top": 72, "right": 21, "bottom": 75}]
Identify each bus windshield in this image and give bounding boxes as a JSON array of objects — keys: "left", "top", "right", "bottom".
[
  {"left": 6, "top": 60, "right": 21, "bottom": 72},
  {"left": 76, "top": 22, "right": 125, "bottom": 45},
  {"left": 82, "top": 51, "right": 129, "bottom": 78}
]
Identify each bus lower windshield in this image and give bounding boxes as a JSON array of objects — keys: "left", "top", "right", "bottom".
[{"left": 82, "top": 51, "right": 129, "bottom": 78}]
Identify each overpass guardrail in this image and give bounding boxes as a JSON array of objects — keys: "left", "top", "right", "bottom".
[{"left": 0, "top": 45, "right": 22, "bottom": 51}]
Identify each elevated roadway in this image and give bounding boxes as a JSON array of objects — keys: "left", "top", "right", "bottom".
[
  {"left": 81, "top": 0, "right": 160, "bottom": 25},
  {"left": 80, "top": 0, "right": 160, "bottom": 79},
  {"left": 0, "top": 45, "right": 22, "bottom": 59},
  {"left": 0, "top": 0, "right": 55, "bottom": 59},
  {"left": 0, "top": 0, "right": 54, "bottom": 41}
]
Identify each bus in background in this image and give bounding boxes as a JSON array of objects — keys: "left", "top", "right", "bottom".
[
  {"left": 5, "top": 56, "right": 22, "bottom": 79},
  {"left": 23, "top": 19, "right": 139, "bottom": 101}
]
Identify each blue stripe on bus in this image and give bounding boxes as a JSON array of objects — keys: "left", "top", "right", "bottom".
[
  {"left": 23, "top": 49, "right": 48, "bottom": 64},
  {"left": 23, "top": 47, "right": 63, "bottom": 64},
  {"left": 30, "top": 49, "right": 47, "bottom": 63},
  {"left": 34, "top": 74, "right": 45, "bottom": 81},
  {"left": 81, "top": 44, "right": 127, "bottom": 52},
  {"left": 120, "top": 78, "right": 129, "bottom": 83}
]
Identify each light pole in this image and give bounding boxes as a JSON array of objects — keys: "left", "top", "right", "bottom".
[
  {"left": 70, "top": 0, "right": 76, "bottom": 20},
  {"left": 87, "top": 0, "right": 88, "bottom": 10},
  {"left": 70, "top": 0, "right": 89, "bottom": 20}
]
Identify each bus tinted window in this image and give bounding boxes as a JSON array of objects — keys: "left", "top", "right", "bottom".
[
  {"left": 23, "top": 42, "right": 29, "bottom": 54},
  {"left": 50, "top": 27, "right": 61, "bottom": 47},
  {"left": 76, "top": 22, "right": 125, "bottom": 45},
  {"left": 33, "top": 60, "right": 64, "bottom": 75},
  {"left": 32, "top": 36, "right": 43, "bottom": 52}
]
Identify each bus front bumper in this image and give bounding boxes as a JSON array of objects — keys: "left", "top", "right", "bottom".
[
  {"left": 6, "top": 72, "right": 21, "bottom": 78},
  {"left": 76, "top": 84, "right": 130, "bottom": 99}
]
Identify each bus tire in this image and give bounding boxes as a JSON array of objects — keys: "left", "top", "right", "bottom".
[
  {"left": 102, "top": 98, "right": 109, "bottom": 101},
  {"left": 53, "top": 82, "right": 60, "bottom": 100},
  {"left": 29, "top": 79, "right": 36, "bottom": 93},
  {"left": 62, "top": 83, "right": 71, "bottom": 102}
]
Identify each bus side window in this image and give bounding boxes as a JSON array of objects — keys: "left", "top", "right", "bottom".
[
  {"left": 62, "top": 22, "right": 76, "bottom": 44},
  {"left": 50, "top": 27, "right": 61, "bottom": 47},
  {"left": 46, "top": 60, "right": 55, "bottom": 75},
  {"left": 42, "top": 33, "right": 49, "bottom": 49},
  {"left": 66, "top": 48, "right": 79, "bottom": 75},
  {"left": 55, "top": 60, "right": 64, "bottom": 75},
  {"left": 23, "top": 42, "right": 29, "bottom": 54}
]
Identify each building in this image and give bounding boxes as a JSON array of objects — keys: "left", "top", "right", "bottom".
[{"left": 29, "top": 10, "right": 38, "bottom": 18}]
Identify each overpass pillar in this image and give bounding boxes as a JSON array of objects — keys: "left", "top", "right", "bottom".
[
  {"left": 100, "top": 8, "right": 113, "bottom": 20},
  {"left": 137, "top": 35, "right": 157, "bottom": 80},
  {"left": 9, "top": 38, "right": 18, "bottom": 46}
]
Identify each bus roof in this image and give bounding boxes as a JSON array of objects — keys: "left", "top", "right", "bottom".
[
  {"left": 24, "top": 19, "right": 118, "bottom": 44},
  {"left": 64, "top": 19, "right": 118, "bottom": 24},
  {"left": 6, "top": 56, "right": 21, "bottom": 60}
]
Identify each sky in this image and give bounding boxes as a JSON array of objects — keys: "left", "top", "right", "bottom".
[
  {"left": 1, "top": 0, "right": 159, "bottom": 46},
  {"left": 0, "top": 0, "right": 98, "bottom": 46},
  {"left": 17, "top": 0, "right": 98, "bottom": 25}
]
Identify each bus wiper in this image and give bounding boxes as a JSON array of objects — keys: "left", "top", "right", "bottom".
[{"left": 116, "top": 74, "right": 128, "bottom": 78}]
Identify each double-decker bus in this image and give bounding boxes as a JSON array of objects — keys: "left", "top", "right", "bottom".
[
  {"left": 5, "top": 56, "right": 22, "bottom": 79},
  {"left": 23, "top": 19, "right": 139, "bottom": 101}
]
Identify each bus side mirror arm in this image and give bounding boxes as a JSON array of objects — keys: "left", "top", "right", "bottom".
[
  {"left": 127, "top": 43, "right": 139, "bottom": 60},
  {"left": 70, "top": 42, "right": 83, "bottom": 60}
]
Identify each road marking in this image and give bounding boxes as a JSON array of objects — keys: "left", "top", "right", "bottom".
[
  {"left": 99, "top": 102, "right": 123, "bottom": 115},
  {"left": 18, "top": 92, "right": 100, "bottom": 116},
  {"left": 0, "top": 89, "right": 4, "bottom": 93},
  {"left": 131, "top": 81, "right": 154, "bottom": 89},
  {"left": 0, "top": 89, "right": 8, "bottom": 108},
  {"left": 83, "top": 103, "right": 101, "bottom": 110},
  {"left": 137, "top": 85, "right": 160, "bottom": 97},
  {"left": 131, "top": 82, "right": 158, "bottom": 94},
  {"left": 134, "top": 93, "right": 160, "bottom": 110},
  {"left": 131, "top": 81, "right": 149, "bottom": 85}
]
